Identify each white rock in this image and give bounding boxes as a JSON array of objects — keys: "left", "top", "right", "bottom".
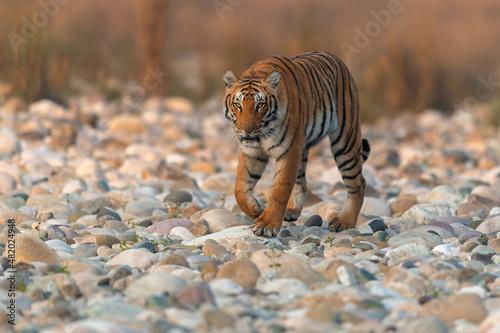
[
  {"left": 183, "top": 225, "right": 281, "bottom": 247},
  {"left": 169, "top": 227, "right": 196, "bottom": 241},
  {"left": 62, "top": 179, "right": 87, "bottom": 194},
  {"left": 210, "top": 278, "right": 244, "bottom": 295},
  {"left": 199, "top": 209, "right": 242, "bottom": 233},
  {"left": 45, "top": 239, "right": 73, "bottom": 254},
  {"left": 257, "top": 278, "right": 308, "bottom": 295},
  {"left": 104, "top": 249, "right": 156, "bottom": 270},
  {"left": 337, "top": 266, "right": 357, "bottom": 286},
  {"left": 76, "top": 158, "right": 104, "bottom": 181},
  {"left": 457, "top": 285, "right": 487, "bottom": 299},
  {"left": 432, "top": 244, "right": 459, "bottom": 255}
]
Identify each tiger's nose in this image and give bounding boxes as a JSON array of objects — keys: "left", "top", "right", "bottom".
[{"left": 242, "top": 126, "right": 255, "bottom": 134}]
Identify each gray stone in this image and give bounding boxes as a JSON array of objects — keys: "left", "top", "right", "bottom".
[
  {"left": 299, "top": 226, "right": 328, "bottom": 240},
  {"left": 96, "top": 207, "right": 121, "bottom": 221},
  {"left": 458, "top": 230, "right": 484, "bottom": 244},
  {"left": 133, "top": 241, "right": 155, "bottom": 253},
  {"left": 73, "top": 244, "right": 100, "bottom": 258},
  {"left": 470, "top": 245, "right": 499, "bottom": 256},
  {"left": 76, "top": 197, "right": 113, "bottom": 214},
  {"left": 125, "top": 199, "right": 163, "bottom": 216},
  {"left": 388, "top": 231, "right": 442, "bottom": 249},
  {"left": 125, "top": 272, "right": 187, "bottom": 298},
  {"left": 368, "top": 218, "right": 386, "bottom": 232},
  {"left": 45, "top": 239, "right": 73, "bottom": 254},
  {"left": 386, "top": 243, "right": 432, "bottom": 260},
  {"left": 47, "top": 225, "right": 66, "bottom": 240},
  {"left": 82, "top": 299, "right": 145, "bottom": 319},
  {"left": 304, "top": 215, "right": 323, "bottom": 227},
  {"left": 401, "top": 207, "right": 439, "bottom": 225},
  {"left": 165, "top": 190, "right": 193, "bottom": 204}
]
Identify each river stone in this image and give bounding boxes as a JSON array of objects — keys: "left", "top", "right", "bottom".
[
  {"left": 146, "top": 218, "right": 194, "bottom": 236},
  {"left": 388, "top": 231, "right": 442, "bottom": 249},
  {"left": 425, "top": 185, "right": 464, "bottom": 203},
  {"left": 216, "top": 259, "right": 261, "bottom": 288},
  {"left": 124, "top": 199, "right": 163, "bottom": 216},
  {"left": 47, "top": 225, "right": 67, "bottom": 240},
  {"left": 4, "top": 234, "right": 59, "bottom": 264},
  {"left": 361, "top": 197, "right": 391, "bottom": 216},
  {"left": 304, "top": 215, "right": 323, "bottom": 227},
  {"left": 458, "top": 230, "right": 484, "bottom": 244},
  {"left": 200, "top": 209, "right": 242, "bottom": 233},
  {"left": 73, "top": 244, "right": 100, "bottom": 258},
  {"left": 426, "top": 221, "right": 456, "bottom": 236},
  {"left": 386, "top": 244, "right": 432, "bottom": 260},
  {"left": 476, "top": 216, "right": 500, "bottom": 234},
  {"left": 0, "top": 172, "right": 17, "bottom": 194},
  {"left": 176, "top": 282, "right": 216, "bottom": 308},
  {"left": 96, "top": 207, "right": 121, "bottom": 221},
  {"left": 45, "top": 239, "right": 73, "bottom": 254},
  {"left": 95, "top": 234, "right": 120, "bottom": 247},
  {"left": 422, "top": 293, "right": 487, "bottom": 323},
  {"left": 251, "top": 248, "right": 308, "bottom": 273},
  {"left": 124, "top": 272, "right": 186, "bottom": 299},
  {"left": 105, "top": 249, "right": 156, "bottom": 270},
  {"left": 165, "top": 190, "right": 193, "bottom": 204},
  {"left": 401, "top": 207, "right": 439, "bottom": 225}
]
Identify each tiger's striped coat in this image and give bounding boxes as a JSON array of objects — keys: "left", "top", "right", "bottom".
[{"left": 223, "top": 51, "right": 370, "bottom": 237}]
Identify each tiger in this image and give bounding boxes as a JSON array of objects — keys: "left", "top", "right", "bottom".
[{"left": 223, "top": 51, "right": 370, "bottom": 237}]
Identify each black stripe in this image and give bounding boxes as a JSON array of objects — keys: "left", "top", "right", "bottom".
[
  {"left": 246, "top": 167, "right": 262, "bottom": 180},
  {"left": 342, "top": 169, "right": 362, "bottom": 181}
]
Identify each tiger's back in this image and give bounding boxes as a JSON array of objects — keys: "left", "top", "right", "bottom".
[{"left": 223, "top": 51, "right": 369, "bottom": 237}]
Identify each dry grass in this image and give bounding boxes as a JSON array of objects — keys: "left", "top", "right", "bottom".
[{"left": 1, "top": 0, "right": 499, "bottom": 119}]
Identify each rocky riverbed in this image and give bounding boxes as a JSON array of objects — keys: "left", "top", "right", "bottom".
[{"left": 0, "top": 96, "right": 499, "bottom": 332}]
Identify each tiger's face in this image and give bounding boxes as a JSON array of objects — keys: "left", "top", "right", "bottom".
[{"left": 223, "top": 70, "right": 281, "bottom": 148}]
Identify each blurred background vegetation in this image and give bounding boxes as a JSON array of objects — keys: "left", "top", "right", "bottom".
[{"left": 0, "top": 0, "right": 499, "bottom": 121}]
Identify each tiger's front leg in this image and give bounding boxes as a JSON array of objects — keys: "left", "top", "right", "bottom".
[
  {"left": 235, "top": 152, "right": 269, "bottom": 219},
  {"left": 251, "top": 144, "right": 302, "bottom": 237},
  {"left": 283, "top": 150, "right": 309, "bottom": 222}
]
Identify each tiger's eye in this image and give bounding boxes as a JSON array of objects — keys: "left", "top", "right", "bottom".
[
  {"left": 233, "top": 102, "right": 242, "bottom": 110},
  {"left": 256, "top": 103, "right": 265, "bottom": 110}
]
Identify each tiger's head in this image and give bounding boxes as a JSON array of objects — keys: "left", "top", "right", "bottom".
[{"left": 223, "top": 70, "right": 283, "bottom": 148}]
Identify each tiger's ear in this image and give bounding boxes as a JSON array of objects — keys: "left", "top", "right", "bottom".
[
  {"left": 223, "top": 70, "right": 238, "bottom": 88},
  {"left": 267, "top": 71, "right": 280, "bottom": 89},
  {"left": 267, "top": 71, "right": 281, "bottom": 89}
]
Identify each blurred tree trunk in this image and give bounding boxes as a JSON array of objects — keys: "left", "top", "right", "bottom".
[{"left": 138, "top": 0, "right": 168, "bottom": 97}]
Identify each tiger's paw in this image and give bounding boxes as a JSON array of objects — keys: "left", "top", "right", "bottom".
[
  {"left": 283, "top": 208, "right": 300, "bottom": 222},
  {"left": 251, "top": 211, "right": 282, "bottom": 238},
  {"left": 328, "top": 216, "right": 356, "bottom": 232}
]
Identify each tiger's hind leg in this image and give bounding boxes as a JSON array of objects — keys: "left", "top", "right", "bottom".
[
  {"left": 284, "top": 150, "right": 309, "bottom": 222},
  {"left": 235, "top": 152, "right": 269, "bottom": 219},
  {"left": 328, "top": 136, "right": 370, "bottom": 232}
]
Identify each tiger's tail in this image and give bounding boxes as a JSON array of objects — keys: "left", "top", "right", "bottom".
[{"left": 361, "top": 138, "right": 370, "bottom": 163}]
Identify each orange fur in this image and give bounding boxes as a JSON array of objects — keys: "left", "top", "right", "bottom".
[{"left": 223, "top": 51, "right": 370, "bottom": 237}]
